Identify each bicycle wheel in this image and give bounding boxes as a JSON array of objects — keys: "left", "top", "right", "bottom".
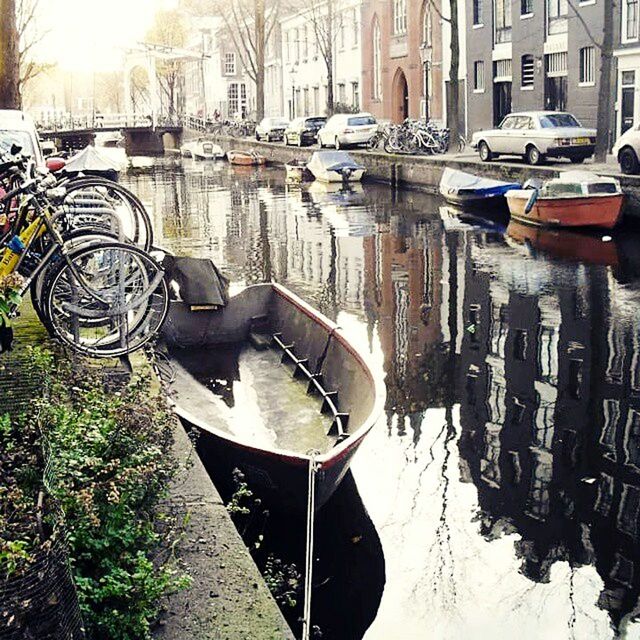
[
  {"left": 60, "top": 178, "right": 153, "bottom": 250},
  {"left": 42, "top": 241, "right": 168, "bottom": 357}
]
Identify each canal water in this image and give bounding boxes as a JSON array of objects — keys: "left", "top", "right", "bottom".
[{"left": 122, "top": 157, "right": 640, "bottom": 640}]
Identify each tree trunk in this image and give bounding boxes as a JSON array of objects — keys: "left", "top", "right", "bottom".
[
  {"left": 326, "top": 0, "right": 334, "bottom": 116},
  {"left": 446, "top": 0, "right": 460, "bottom": 149},
  {"left": 594, "top": 1, "right": 614, "bottom": 162},
  {"left": 255, "top": 0, "right": 265, "bottom": 121},
  {"left": 0, "top": 0, "right": 21, "bottom": 109}
]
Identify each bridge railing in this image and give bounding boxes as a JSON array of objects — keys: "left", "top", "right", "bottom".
[{"left": 37, "top": 113, "right": 184, "bottom": 134}]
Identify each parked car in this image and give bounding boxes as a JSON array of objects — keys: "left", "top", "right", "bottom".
[
  {"left": 612, "top": 126, "right": 640, "bottom": 175},
  {"left": 0, "top": 109, "right": 44, "bottom": 166},
  {"left": 284, "top": 116, "right": 327, "bottom": 146},
  {"left": 255, "top": 117, "right": 289, "bottom": 142},
  {"left": 471, "top": 111, "right": 596, "bottom": 166},
  {"left": 317, "top": 113, "right": 378, "bottom": 150}
]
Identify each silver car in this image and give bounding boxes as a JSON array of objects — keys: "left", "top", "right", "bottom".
[
  {"left": 255, "top": 117, "right": 289, "bottom": 142},
  {"left": 471, "top": 111, "right": 596, "bottom": 166}
]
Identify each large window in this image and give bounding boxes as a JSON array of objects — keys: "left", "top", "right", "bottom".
[
  {"left": 494, "top": 0, "right": 512, "bottom": 43},
  {"left": 521, "top": 54, "right": 535, "bottom": 88},
  {"left": 579, "top": 46, "right": 595, "bottom": 85},
  {"left": 423, "top": 5, "right": 432, "bottom": 46},
  {"left": 474, "top": 61, "right": 485, "bottom": 91},
  {"left": 353, "top": 8, "right": 359, "bottom": 46},
  {"left": 224, "top": 52, "right": 236, "bottom": 75},
  {"left": 227, "top": 82, "right": 247, "bottom": 117},
  {"left": 473, "top": 0, "right": 483, "bottom": 25},
  {"left": 393, "top": 0, "right": 407, "bottom": 34},
  {"left": 625, "top": 0, "right": 639, "bottom": 40},
  {"left": 521, "top": 0, "right": 533, "bottom": 14},
  {"left": 372, "top": 18, "right": 382, "bottom": 100},
  {"left": 547, "top": 0, "right": 568, "bottom": 35}
]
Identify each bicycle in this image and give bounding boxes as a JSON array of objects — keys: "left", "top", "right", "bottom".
[{"left": 0, "top": 152, "right": 168, "bottom": 358}]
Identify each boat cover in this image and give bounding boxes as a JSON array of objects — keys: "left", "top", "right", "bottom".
[
  {"left": 163, "top": 256, "right": 229, "bottom": 308},
  {"left": 63, "top": 145, "right": 121, "bottom": 174},
  {"left": 308, "top": 151, "right": 365, "bottom": 174},
  {"left": 440, "top": 168, "right": 520, "bottom": 197}
]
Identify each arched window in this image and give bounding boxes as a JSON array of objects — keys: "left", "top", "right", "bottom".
[
  {"left": 372, "top": 17, "right": 382, "bottom": 100},
  {"left": 422, "top": 5, "right": 432, "bottom": 46}
]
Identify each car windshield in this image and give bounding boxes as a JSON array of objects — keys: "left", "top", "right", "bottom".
[
  {"left": 539, "top": 114, "right": 580, "bottom": 128},
  {"left": 0, "top": 130, "right": 34, "bottom": 157},
  {"left": 305, "top": 118, "right": 326, "bottom": 126},
  {"left": 272, "top": 120, "right": 288, "bottom": 127},
  {"left": 348, "top": 116, "right": 376, "bottom": 126}
]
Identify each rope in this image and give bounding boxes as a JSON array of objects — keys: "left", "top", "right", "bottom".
[{"left": 302, "top": 450, "right": 320, "bottom": 640}]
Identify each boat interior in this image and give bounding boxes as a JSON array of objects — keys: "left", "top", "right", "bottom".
[{"left": 159, "top": 284, "right": 376, "bottom": 457}]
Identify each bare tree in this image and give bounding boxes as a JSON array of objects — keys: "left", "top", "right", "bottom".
[
  {"left": 211, "top": 0, "right": 281, "bottom": 120},
  {"left": 17, "top": 0, "right": 53, "bottom": 94},
  {"left": 0, "top": 0, "right": 21, "bottom": 109},
  {"left": 566, "top": 0, "right": 615, "bottom": 162}
]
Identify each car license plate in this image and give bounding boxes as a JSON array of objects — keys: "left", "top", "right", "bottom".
[{"left": 573, "top": 137, "right": 590, "bottom": 145}]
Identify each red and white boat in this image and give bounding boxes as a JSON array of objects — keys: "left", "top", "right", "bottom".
[
  {"left": 159, "top": 281, "right": 385, "bottom": 510},
  {"left": 505, "top": 171, "right": 624, "bottom": 229},
  {"left": 226, "top": 149, "right": 266, "bottom": 166}
]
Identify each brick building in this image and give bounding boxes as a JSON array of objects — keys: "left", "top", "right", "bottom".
[{"left": 360, "top": 0, "right": 445, "bottom": 123}]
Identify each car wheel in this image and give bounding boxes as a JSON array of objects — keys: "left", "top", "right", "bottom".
[
  {"left": 298, "top": 135, "right": 303, "bottom": 147},
  {"left": 256, "top": 133, "right": 260, "bottom": 141},
  {"left": 284, "top": 135, "right": 289, "bottom": 146},
  {"left": 335, "top": 137, "right": 341, "bottom": 150},
  {"left": 479, "top": 141, "right": 493, "bottom": 162},
  {"left": 619, "top": 147, "right": 640, "bottom": 175},
  {"left": 570, "top": 156, "right": 586, "bottom": 164},
  {"left": 526, "top": 145, "right": 542, "bottom": 166}
]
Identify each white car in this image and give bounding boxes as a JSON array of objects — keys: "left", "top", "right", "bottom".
[
  {"left": 255, "top": 117, "right": 289, "bottom": 142},
  {"left": 0, "top": 110, "right": 44, "bottom": 166},
  {"left": 471, "top": 111, "right": 596, "bottom": 166},
  {"left": 612, "top": 126, "right": 640, "bottom": 175},
  {"left": 318, "top": 113, "right": 378, "bottom": 150}
]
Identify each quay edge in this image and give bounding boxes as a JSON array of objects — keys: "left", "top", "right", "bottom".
[{"left": 205, "top": 134, "right": 640, "bottom": 221}]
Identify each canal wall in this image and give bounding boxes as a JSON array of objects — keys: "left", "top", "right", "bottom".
[{"left": 208, "top": 134, "right": 640, "bottom": 220}]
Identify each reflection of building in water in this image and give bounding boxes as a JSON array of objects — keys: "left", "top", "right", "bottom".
[
  {"left": 363, "top": 217, "right": 446, "bottom": 422},
  {"left": 456, "top": 234, "right": 640, "bottom": 627}
]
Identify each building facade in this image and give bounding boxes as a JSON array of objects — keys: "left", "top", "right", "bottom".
[
  {"left": 361, "top": 0, "right": 445, "bottom": 124},
  {"left": 280, "top": 0, "right": 363, "bottom": 120},
  {"left": 615, "top": 0, "right": 640, "bottom": 138},
  {"left": 465, "top": 0, "right": 605, "bottom": 133}
]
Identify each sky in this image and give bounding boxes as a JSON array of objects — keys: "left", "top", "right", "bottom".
[{"left": 36, "top": 0, "right": 178, "bottom": 72}]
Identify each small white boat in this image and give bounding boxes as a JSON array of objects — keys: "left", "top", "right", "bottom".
[
  {"left": 307, "top": 151, "right": 365, "bottom": 183},
  {"left": 180, "top": 138, "right": 224, "bottom": 160},
  {"left": 285, "top": 160, "right": 311, "bottom": 183},
  {"left": 439, "top": 168, "right": 520, "bottom": 207}
]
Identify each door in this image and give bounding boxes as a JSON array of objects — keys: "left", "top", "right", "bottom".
[
  {"left": 493, "top": 81, "right": 512, "bottom": 128},
  {"left": 621, "top": 71, "right": 636, "bottom": 134},
  {"left": 544, "top": 76, "right": 567, "bottom": 111}
]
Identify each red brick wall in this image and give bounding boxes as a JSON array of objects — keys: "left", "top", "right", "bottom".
[{"left": 361, "top": 0, "right": 443, "bottom": 123}]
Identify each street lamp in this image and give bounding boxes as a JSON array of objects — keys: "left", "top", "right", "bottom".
[
  {"left": 418, "top": 43, "right": 431, "bottom": 123},
  {"left": 289, "top": 65, "right": 297, "bottom": 120}
]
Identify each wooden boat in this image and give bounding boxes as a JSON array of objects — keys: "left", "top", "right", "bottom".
[
  {"left": 180, "top": 138, "right": 224, "bottom": 160},
  {"left": 285, "top": 160, "right": 312, "bottom": 183},
  {"left": 158, "top": 282, "right": 385, "bottom": 510},
  {"left": 439, "top": 168, "right": 520, "bottom": 207},
  {"left": 505, "top": 171, "right": 623, "bottom": 229},
  {"left": 506, "top": 220, "right": 620, "bottom": 267},
  {"left": 227, "top": 149, "right": 267, "bottom": 166},
  {"left": 307, "top": 151, "right": 365, "bottom": 183}
]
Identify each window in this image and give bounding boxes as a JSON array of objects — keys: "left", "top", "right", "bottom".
[
  {"left": 547, "top": 0, "right": 568, "bottom": 35},
  {"left": 285, "top": 31, "right": 290, "bottom": 62},
  {"left": 295, "top": 28, "right": 300, "bottom": 61},
  {"left": 494, "top": 0, "right": 512, "bottom": 43},
  {"left": 521, "top": 0, "right": 533, "bottom": 14},
  {"left": 579, "top": 46, "right": 595, "bottom": 84},
  {"left": 626, "top": 0, "right": 639, "bottom": 40},
  {"left": 352, "top": 82, "right": 360, "bottom": 109},
  {"left": 313, "top": 86, "right": 320, "bottom": 114},
  {"left": 473, "top": 0, "right": 483, "bottom": 25},
  {"left": 372, "top": 18, "right": 382, "bottom": 100},
  {"left": 303, "top": 26, "right": 309, "bottom": 61},
  {"left": 423, "top": 5, "right": 432, "bottom": 46},
  {"left": 521, "top": 54, "right": 535, "bottom": 87},
  {"left": 393, "top": 0, "right": 407, "bottom": 34},
  {"left": 474, "top": 60, "right": 485, "bottom": 91},
  {"left": 227, "top": 82, "right": 247, "bottom": 116},
  {"left": 224, "top": 52, "right": 236, "bottom": 75},
  {"left": 338, "top": 83, "right": 346, "bottom": 103},
  {"left": 353, "top": 8, "right": 359, "bottom": 46},
  {"left": 339, "top": 15, "right": 345, "bottom": 49}
]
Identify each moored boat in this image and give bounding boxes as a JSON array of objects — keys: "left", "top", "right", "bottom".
[
  {"left": 505, "top": 171, "right": 624, "bottom": 229},
  {"left": 285, "top": 159, "right": 311, "bottom": 183},
  {"left": 307, "top": 151, "right": 365, "bottom": 183},
  {"left": 180, "top": 138, "right": 224, "bottom": 160},
  {"left": 439, "top": 167, "right": 520, "bottom": 207},
  {"left": 227, "top": 149, "right": 267, "bottom": 166},
  {"left": 158, "top": 278, "right": 384, "bottom": 510}
]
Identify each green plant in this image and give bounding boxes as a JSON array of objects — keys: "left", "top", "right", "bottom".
[{"left": 263, "top": 555, "right": 302, "bottom": 609}]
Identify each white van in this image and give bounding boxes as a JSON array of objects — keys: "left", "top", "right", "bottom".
[
  {"left": 0, "top": 110, "right": 45, "bottom": 166},
  {"left": 317, "top": 113, "right": 377, "bottom": 150}
]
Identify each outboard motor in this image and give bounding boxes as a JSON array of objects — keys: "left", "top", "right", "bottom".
[{"left": 523, "top": 178, "right": 543, "bottom": 191}]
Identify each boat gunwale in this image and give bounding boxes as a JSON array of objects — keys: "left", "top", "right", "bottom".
[{"left": 169, "top": 282, "right": 386, "bottom": 467}]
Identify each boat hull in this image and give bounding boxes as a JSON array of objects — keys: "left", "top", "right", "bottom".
[
  {"left": 159, "top": 282, "right": 385, "bottom": 510},
  {"left": 312, "top": 168, "right": 365, "bottom": 183},
  {"left": 227, "top": 151, "right": 266, "bottom": 166},
  {"left": 506, "top": 192, "right": 623, "bottom": 229}
]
